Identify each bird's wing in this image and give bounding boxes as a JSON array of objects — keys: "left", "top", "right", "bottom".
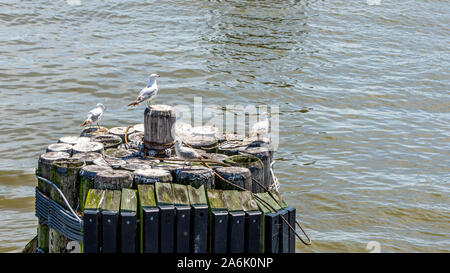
[
  {"left": 252, "top": 119, "right": 269, "bottom": 134},
  {"left": 138, "top": 85, "right": 157, "bottom": 100},
  {"left": 87, "top": 107, "right": 103, "bottom": 120}
]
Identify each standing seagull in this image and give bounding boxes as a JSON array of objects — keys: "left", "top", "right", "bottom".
[
  {"left": 251, "top": 112, "right": 269, "bottom": 140},
  {"left": 174, "top": 139, "right": 201, "bottom": 167},
  {"left": 80, "top": 103, "right": 106, "bottom": 127},
  {"left": 127, "top": 74, "right": 160, "bottom": 107}
]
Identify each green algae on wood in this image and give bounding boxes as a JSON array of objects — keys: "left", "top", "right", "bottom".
[
  {"left": 187, "top": 184, "right": 207, "bottom": 205},
  {"left": 240, "top": 191, "right": 259, "bottom": 211},
  {"left": 102, "top": 190, "right": 121, "bottom": 212},
  {"left": 255, "top": 192, "right": 281, "bottom": 212},
  {"left": 222, "top": 190, "right": 244, "bottom": 211},
  {"left": 206, "top": 189, "right": 226, "bottom": 210},
  {"left": 138, "top": 184, "right": 157, "bottom": 208},
  {"left": 172, "top": 183, "right": 190, "bottom": 205},
  {"left": 155, "top": 182, "right": 174, "bottom": 205},
  {"left": 84, "top": 189, "right": 105, "bottom": 211},
  {"left": 121, "top": 188, "right": 137, "bottom": 212}
]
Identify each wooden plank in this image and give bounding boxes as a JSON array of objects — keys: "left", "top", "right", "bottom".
[
  {"left": 84, "top": 189, "right": 105, "bottom": 211},
  {"left": 222, "top": 190, "right": 244, "bottom": 212},
  {"left": 155, "top": 182, "right": 174, "bottom": 205},
  {"left": 268, "top": 189, "right": 288, "bottom": 208},
  {"left": 171, "top": 183, "right": 190, "bottom": 206},
  {"left": 138, "top": 184, "right": 157, "bottom": 208},
  {"left": 206, "top": 189, "right": 226, "bottom": 210},
  {"left": 240, "top": 191, "right": 259, "bottom": 211},
  {"left": 187, "top": 184, "right": 207, "bottom": 205},
  {"left": 121, "top": 188, "right": 137, "bottom": 212},
  {"left": 102, "top": 190, "right": 121, "bottom": 212}
]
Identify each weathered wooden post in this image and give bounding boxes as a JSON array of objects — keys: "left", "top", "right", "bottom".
[
  {"left": 101, "top": 190, "right": 122, "bottom": 253},
  {"left": 240, "top": 147, "right": 274, "bottom": 191},
  {"left": 108, "top": 127, "right": 136, "bottom": 143},
  {"left": 222, "top": 190, "right": 245, "bottom": 253},
  {"left": 155, "top": 182, "right": 175, "bottom": 253},
  {"left": 80, "top": 126, "right": 108, "bottom": 138},
  {"left": 49, "top": 158, "right": 85, "bottom": 253},
  {"left": 224, "top": 155, "right": 264, "bottom": 193},
  {"left": 46, "top": 143, "right": 73, "bottom": 154},
  {"left": 270, "top": 190, "right": 296, "bottom": 253},
  {"left": 120, "top": 188, "right": 138, "bottom": 253},
  {"left": 240, "top": 191, "right": 261, "bottom": 253},
  {"left": 37, "top": 152, "right": 70, "bottom": 253},
  {"left": 138, "top": 184, "right": 159, "bottom": 253},
  {"left": 83, "top": 189, "right": 105, "bottom": 253},
  {"left": 71, "top": 152, "right": 102, "bottom": 165},
  {"left": 72, "top": 141, "right": 104, "bottom": 155},
  {"left": 184, "top": 135, "right": 218, "bottom": 153},
  {"left": 206, "top": 189, "right": 228, "bottom": 253},
  {"left": 143, "top": 105, "right": 176, "bottom": 154},
  {"left": 255, "top": 192, "right": 281, "bottom": 253},
  {"left": 79, "top": 165, "right": 112, "bottom": 211},
  {"left": 133, "top": 168, "right": 172, "bottom": 185},
  {"left": 93, "top": 169, "right": 133, "bottom": 190},
  {"left": 91, "top": 134, "right": 122, "bottom": 149},
  {"left": 172, "top": 166, "right": 215, "bottom": 189},
  {"left": 187, "top": 185, "right": 208, "bottom": 253},
  {"left": 172, "top": 183, "right": 191, "bottom": 253},
  {"left": 215, "top": 167, "right": 252, "bottom": 191},
  {"left": 58, "top": 136, "right": 90, "bottom": 145}
]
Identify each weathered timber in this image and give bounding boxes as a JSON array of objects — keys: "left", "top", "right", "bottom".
[
  {"left": 207, "top": 189, "right": 228, "bottom": 253},
  {"left": 104, "top": 148, "right": 135, "bottom": 159},
  {"left": 94, "top": 156, "right": 126, "bottom": 169},
  {"left": 79, "top": 164, "right": 112, "bottom": 211},
  {"left": 217, "top": 140, "right": 248, "bottom": 156},
  {"left": 72, "top": 141, "right": 104, "bottom": 155},
  {"left": 184, "top": 135, "right": 218, "bottom": 153},
  {"left": 144, "top": 105, "right": 176, "bottom": 151},
  {"left": 83, "top": 189, "right": 105, "bottom": 253},
  {"left": 128, "top": 132, "right": 144, "bottom": 144},
  {"left": 255, "top": 192, "right": 280, "bottom": 253},
  {"left": 80, "top": 126, "right": 108, "bottom": 138},
  {"left": 155, "top": 182, "right": 175, "bottom": 253},
  {"left": 240, "top": 146, "right": 274, "bottom": 191},
  {"left": 214, "top": 166, "right": 252, "bottom": 191},
  {"left": 101, "top": 190, "right": 121, "bottom": 253},
  {"left": 187, "top": 185, "right": 208, "bottom": 253},
  {"left": 172, "top": 166, "right": 215, "bottom": 189},
  {"left": 46, "top": 143, "right": 73, "bottom": 154},
  {"left": 138, "top": 184, "right": 159, "bottom": 253},
  {"left": 134, "top": 168, "right": 172, "bottom": 185},
  {"left": 91, "top": 134, "right": 122, "bottom": 149},
  {"left": 71, "top": 151, "right": 102, "bottom": 165},
  {"left": 224, "top": 155, "right": 264, "bottom": 193},
  {"left": 121, "top": 162, "right": 152, "bottom": 172},
  {"left": 49, "top": 158, "right": 85, "bottom": 253},
  {"left": 22, "top": 236, "right": 38, "bottom": 253},
  {"left": 222, "top": 191, "right": 245, "bottom": 253},
  {"left": 268, "top": 190, "right": 294, "bottom": 253},
  {"left": 58, "top": 136, "right": 90, "bottom": 145},
  {"left": 240, "top": 191, "right": 261, "bottom": 253},
  {"left": 94, "top": 169, "right": 133, "bottom": 190},
  {"left": 132, "top": 123, "right": 144, "bottom": 133},
  {"left": 120, "top": 188, "right": 138, "bottom": 253},
  {"left": 172, "top": 183, "right": 191, "bottom": 253},
  {"left": 108, "top": 126, "right": 136, "bottom": 143}
]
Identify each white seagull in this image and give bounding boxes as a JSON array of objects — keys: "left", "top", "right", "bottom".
[
  {"left": 251, "top": 112, "right": 269, "bottom": 140},
  {"left": 127, "top": 73, "right": 160, "bottom": 107},
  {"left": 80, "top": 103, "right": 106, "bottom": 127},
  {"left": 174, "top": 139, "right": 201, "bottom": 167}
]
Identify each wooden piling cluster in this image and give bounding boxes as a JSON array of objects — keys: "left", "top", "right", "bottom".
[{"left": 30, "top": 104, "right": 297, "bottom": 253}]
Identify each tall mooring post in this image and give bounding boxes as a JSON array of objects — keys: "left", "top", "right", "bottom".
[{"left": 143, "top": 105, "right": 176, "bottom": 155}]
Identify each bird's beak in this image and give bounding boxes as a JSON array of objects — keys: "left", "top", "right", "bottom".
[{"left": 156, "top": 74, "right": 160, "bottom": 78}]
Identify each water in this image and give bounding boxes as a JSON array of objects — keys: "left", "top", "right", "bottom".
[{"left": 0, "top": 0, "right": 449, "bottom": 252}]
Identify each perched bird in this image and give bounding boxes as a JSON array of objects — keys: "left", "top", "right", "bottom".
[
  {"left": 174, "top": 139, "right": 201, "bottom": 167},
  {"left": 127, "top": 74, "right": 160, "bottom": 107},
  {"left": 251, "top": 112, "right": 269, "bottom": 140},
  {"left": 80, "top": 103, "right": 106, "bottom": 127}
]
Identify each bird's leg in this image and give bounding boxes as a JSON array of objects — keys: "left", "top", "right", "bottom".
[{"left": 97, "top": 122, "right": 101, "bottom": 129}]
